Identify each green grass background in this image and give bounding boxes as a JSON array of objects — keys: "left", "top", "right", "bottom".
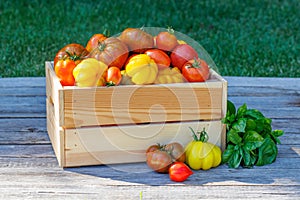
[{"left": 0, "top": 0, "right": 299, "bottom": 77}]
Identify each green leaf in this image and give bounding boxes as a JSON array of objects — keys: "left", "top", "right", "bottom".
[
  {"left": 242, "top": 146, "right": 251, "bottom": 167},
  {"left": 270, "top": 130, "right": 284, "bottom": 144},
  {"left": 272, "top": 129, "right": 284, "bottom": 137},
  {"left": 222, "top": 144, "right": 235, "bottom": 164},
  {"left": 232, "top": 118, "right": 247, "bottom": 133},
  {"left": 237, "top": 103, "right": 247, "bottom": 119},
  {"left": 245, "top": 109, "right": 265, "bottom": 119},
  {"left": 245, "top": 118, "right": 256, "bottom": 131},
  {"left": 227, "top": 100, "right": 236, "bottom": 116},
  {"left": 228, "top": 148, "right": 243, "bottom": 168},
  {"left": 243, "top": 130, "right": 264, "bottom": 151},
  {"left": 256, "top": 137, "right": 278, "bottom": 166},
  {"left": 227, "top": 129, "right": 242, "bottom": 145}
]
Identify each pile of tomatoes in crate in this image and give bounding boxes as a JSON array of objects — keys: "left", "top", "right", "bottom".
[{"left": 54, "top": 27, "right": 210, "bottom": 87}]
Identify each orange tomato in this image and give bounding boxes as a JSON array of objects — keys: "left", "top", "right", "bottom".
[
  {"left": 106, "top": 66, "right": 122, "bottom": 86},
  {"left": 54, "top": 59, "right": 77, "bottom": 86}
]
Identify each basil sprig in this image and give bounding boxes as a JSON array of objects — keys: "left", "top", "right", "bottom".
[{"left": 222, "top": 100, "right": 284, "bottom": 168}]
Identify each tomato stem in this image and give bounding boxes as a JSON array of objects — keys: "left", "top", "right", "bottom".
[{"left": 189, "top": 127, "right": 209, "bottom": 142}]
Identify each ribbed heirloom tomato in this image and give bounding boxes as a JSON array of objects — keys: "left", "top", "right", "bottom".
[
  {"left": 85, "top": 33, "right": 108, "bottom": 52},
  {"left": 88, "top": 37, "right": 129, "bottom": 69},
  {"left": 119, "top": 28, "right": 154, "bottom": 53},
  {"left": 54, "top": 43, "right": 88, "bottom": 67}
]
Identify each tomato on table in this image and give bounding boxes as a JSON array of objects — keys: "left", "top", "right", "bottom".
[
  {"left": 169, "top": 162, "right": 193, "bottom": 182},
  {"left": 182, "top": 58, "right": 210, "bottom": 82},
  {"left": 146, "top": 148, "right": 172, "bottom": 173}
]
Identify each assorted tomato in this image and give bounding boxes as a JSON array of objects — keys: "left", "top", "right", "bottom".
[
  {"left": 182, "top": 58, "right": 210, "bottom": 82},
  {"left": 53, "top": 27, "right": 212, "bottom": 88},
  {"left": 53, "top": 28, "right": 223, "bottom": 182},
  {"left": 170, "top": 44, "right": 199, "bottom": 70},
  {"left": 169, "top": 162, "right": 193, "bottom": 182},
  {"left": 54, "top": 59, "right": 77, "bottom": 86}
]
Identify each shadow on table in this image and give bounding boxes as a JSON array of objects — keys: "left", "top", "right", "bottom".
[{"left": 64, "top": 157, "right": 299, "bottom": 186}]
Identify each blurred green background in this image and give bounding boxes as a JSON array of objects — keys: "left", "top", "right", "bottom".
[{"left": 0, "top": 0, "right": 299, "bottom": 77}]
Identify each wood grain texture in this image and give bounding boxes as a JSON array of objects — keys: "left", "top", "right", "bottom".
[{"left": 0, "top": 75, "right": 299, "bottom": 199}]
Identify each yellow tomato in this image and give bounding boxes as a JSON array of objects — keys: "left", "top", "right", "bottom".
[
  {"left": 125, "top": 54, "right": 158, "bottom": 85},
  {"left": 73, "top": 58, "right": 108, "bottom": 87},
  {"left": 185, "top": 128, "right": 222, "bottom": 170},
  {"left": 154, "top": 67, "right": 184, "bottom": 84}
]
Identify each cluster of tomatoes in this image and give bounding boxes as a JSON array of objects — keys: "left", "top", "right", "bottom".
[
  {"left": 54, "top": 27, "right": 210, "bottom": 87},
  {"left": 146, "top": 128, "right": 222, "bottom": 182},
  {"left": 146, "top": 142, "right": 193, "bottom": 182}
]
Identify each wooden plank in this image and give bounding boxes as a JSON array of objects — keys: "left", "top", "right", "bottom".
[{"left": 64, "top": 120, "right": 224, "bottom": 167}]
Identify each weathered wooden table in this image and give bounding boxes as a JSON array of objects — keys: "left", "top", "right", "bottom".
[{"left": 0, "top": 76, "right": 299, "bottom": 199}]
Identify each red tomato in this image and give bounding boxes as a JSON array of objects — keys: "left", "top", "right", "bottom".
[
  {"left": 119, "top": 28, "right": 154, "bottom": 53},
  {"left": 170, "top": 44, "right": 198, "bottom": 70},
  {"left": 54, "top": 43, "right": 88, "bottom": 67},
  {"left": 106, "top": 66, "right": 122, "bottom": 86},
  {"left": 165, "top": 142, "right": 186, "bottom": 163},
  {"left": 145, "top": 49, "right": 171, "bottom": 69},
  {"left": 146, "top": 150, "right": 172, "bottom": 173},
  {"left": 54, "top": 59, "right": 77, "bottom": 86},
  {"left": 182, "top": 58, "right": 210, "bottom": 82},
  {"left": 86, "top": 33, "right": 107, "bottom": 52},
  {"left": 88, "top": 37, "right": 129, "bottom": 69},
  {"left": 155, "top": 31, "right": 179, "bottom": 52},
  {"left": 169, "top": 162, "right": 193, "bottom": 182}
]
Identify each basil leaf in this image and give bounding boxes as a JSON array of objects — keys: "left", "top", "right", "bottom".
[
  {"left": 237, "top": 103, "right": 247, "bottom": 119},
  {"left": 232, "top": 118, "right": 247, "bottom": 133},
  {"left": 242, "top": 146, "right": 251, "bottom": 167},
  {"left": 256, "top": 137, "right": 278, "bottom": 166},
  {"left": 228, "top": 148, "right": 243, "bottom": 168},
  {"left": 221, "top": 144, "right": 235, "bottom": 164},
  {"left": 227, "top": 129, "right": 242, "bottom": 145},
  {"left": 227, "top": 100, "right": 236, "bottom": 116},
  {"left": 243, "top": 130, "right": 264, "bottom": 151},
  {"left": 246, "top": 118, "right": 256, "bottom": 131},
  {"left": 271, "top": 129, "right": 284, "bottom": 138},
  {"left": 245, "top": 109, "right": 265, "bottom": 119}
]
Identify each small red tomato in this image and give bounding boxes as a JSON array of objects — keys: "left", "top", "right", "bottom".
[
  {"left": 170, "top": 44, "right": 198, "bottom": 70},
  {"left": 86, "top": 33, "right": 107, "bottom": 52},
  {"left": 155, "top": 31, "right": 179, "bottom": 52},
  {"left": 106, "top": 66, "right": 122, "bottom": 86},
  {"left": 145, "top": 49, "right": 171, "bottom": 69},
  {"left": 169, "top": 162, "right": 193, "bottom": 182},
  {"left": 146, "top": 150, "right": 172, "bottom": 173},
  {"left": 165, "top": 142, "right": 186, "bottom": 163},
  {"left": 54, "top": 59, "right": 77, "bottom": 86},
  {"left": 182, "top": 58, "right": 210, "bottom": 82}
]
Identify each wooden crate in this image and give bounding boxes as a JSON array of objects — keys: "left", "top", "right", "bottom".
[{"left": 45, "top": 61, "right": 227, "bottom": 167}]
